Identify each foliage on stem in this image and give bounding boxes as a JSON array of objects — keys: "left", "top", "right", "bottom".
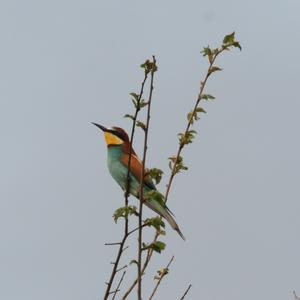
[{"left": 102, "top": 32, "right": 241, "bottom": 299}]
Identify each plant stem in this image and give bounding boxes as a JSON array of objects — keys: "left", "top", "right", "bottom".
[
  {"left": 148, "top": 256, "right": 174, "bottom": 300},
  {"left": 179, "top": 284, "right": 192, "bottom": 300},
  {"left": 103, "top": 71, "right": 148, "bottom": 300},
  {"left": 137, "top": 55, "right": 157, "bottom": 300},
  {"left": 165, "top": 49, "right": 222, "bottom": 203},
  {"left": 122, "top": 48, "right": 225, "bottom": 299},
  {"left": 111, "top": 271, "right": 126, "bottom": 300}
]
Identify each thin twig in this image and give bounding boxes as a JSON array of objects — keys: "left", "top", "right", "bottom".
[
  {"left": 109, "top": 289, "right": 120, "bottom": 295},
  {"left": 103, "top": 70, "right": 149, "bottom": 300},
  {"left": 137, "top": 56, "right": 157, "bottom": 300},
  {"left": 179, "top": 284, "right": 192, "bottom": 300},
  {"left": 122, "top": 246, "right": 129, "bottom": 253},
  {"left": 105, "top": 242, "right": 121, "bottom": 246},
  {"left": 111, "top": 271, "right": 126, "bottom": 300},
  {"left": 116, "top": 265, "right": 127, "bottom": 273},
  {"left": 148, "top": 256, "right": 174, "bottom": 300},
  {"left": 165, "top": 49, "right": 223, "bottom": 203},
  {"left": 127, "top": 223, "right": 148, "bottom": 236},
  {"left": 121, "top": 250, "right": 152, "bottom": 299}
]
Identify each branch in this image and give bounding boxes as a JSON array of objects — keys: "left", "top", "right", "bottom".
[
  {"left": 148, "top": 256, "right": 174, "bottom": 300},
  {"left": 105, "top": 242, "right": 122, "bottom": 246},
  {"left": 179, "top": 284, "right": 192, "bottom": 300},
  {"left": 121, "top": 33, "right": 241, "bottom": 299},
  {"left": 111, "top": 271, "right": 126, "bottom": 300},
  {"left": 103, "top": 68, "right": 149, "bottom": 300},
  {"left": 127, "top": 223, "right": 147, "bottom": 236},
  {"left": 137, "top": 56, "right": 157, "bottom": 300},
  {"left": 121, "top": 250, "right": 152, "bottom": 299},
  {"left": 122, "top": 51, "right": 218, "bottom": 296},
  {"left": 165, "top": 48, "right": 222, "bottom": 203},
  {"left": 166, "top": 32, "right": 241, "bottom": 202}
]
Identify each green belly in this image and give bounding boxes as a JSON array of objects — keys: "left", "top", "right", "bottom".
[{"left": 107, "top": 146, "right": 149, "bottom": 197}]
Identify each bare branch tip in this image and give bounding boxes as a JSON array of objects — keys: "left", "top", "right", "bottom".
[{"left": 179, "top": 284, "right": 192, "bottom": 300}]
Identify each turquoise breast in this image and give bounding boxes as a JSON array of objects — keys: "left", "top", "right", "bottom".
[{"left": 107, "top": 145, "right": 142, "bottom": 198}]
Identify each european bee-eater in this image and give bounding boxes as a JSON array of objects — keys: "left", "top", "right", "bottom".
[{"left": 92, "top": 123, "right": 185, "bottom": 240}]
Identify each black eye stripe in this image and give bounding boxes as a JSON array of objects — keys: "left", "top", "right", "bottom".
[{"left": 109, "top": 130, "right": 124, "bottom": 140}]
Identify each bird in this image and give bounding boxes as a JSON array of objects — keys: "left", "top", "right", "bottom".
[{"left": 92, "top": 123, "right": 185, "bottom": 240}]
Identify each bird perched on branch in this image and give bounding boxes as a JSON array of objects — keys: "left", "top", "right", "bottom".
[{"left": 92, "top": 123, "right": 185, "bottom": 240}]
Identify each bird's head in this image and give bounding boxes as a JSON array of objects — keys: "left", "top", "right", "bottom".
[{"left": 92, "top": 123, "right": 130, "bottom": 146}]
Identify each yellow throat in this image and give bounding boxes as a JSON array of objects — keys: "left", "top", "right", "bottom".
[{"left": 104, "top": 132, "right": 123, "bottom": 145}]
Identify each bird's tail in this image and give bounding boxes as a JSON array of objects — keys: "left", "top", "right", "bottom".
[{"left": 144, "top": 199, "right": 185, "bottom": 240}]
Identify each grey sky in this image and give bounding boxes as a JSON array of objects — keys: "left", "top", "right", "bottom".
[{"left": 1, "top": 0, "right": 300, "bottom": 299}]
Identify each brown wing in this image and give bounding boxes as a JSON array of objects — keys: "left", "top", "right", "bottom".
[{"left": 120, "top": 153, "right": 156, "bottom": 190}]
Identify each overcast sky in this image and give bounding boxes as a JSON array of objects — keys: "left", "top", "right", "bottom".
[{"left": 1, "top": 0, "right": 300, "bottom": 299}]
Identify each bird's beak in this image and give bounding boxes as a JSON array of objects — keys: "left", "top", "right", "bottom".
[{"left": 91, "top": 123, "right": 108, "bottom": 132}]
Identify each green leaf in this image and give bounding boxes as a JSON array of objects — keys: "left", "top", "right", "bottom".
[
  {"left": 223, "top": 32, "right": 235, "bottom": 44},
  {"left": 208, "top": 66, "right": 222, "bottom": 75},
  {"left": 187, "top": 111, "right": 194, "bottom": 124},
  {"left": 168, "top": 156, "right": 177, "bottom": 163},
  {"left": 201, "top": 46, "right": 213, "bottom": 63},
  {"left": 151, "top": 241, "right": 166, "bottom": 253},
  {"left": 113, "top": 205, "right": 138, "bottom": 223},
  {"left": 200, "top": 94, "right": 215, "bottom": 100},
  {"left": 131, "top": 98, "right": 138, "bottom": 109},
  {"left": 157, "top": 267, "right": 169, "bottom": 277},
  {"left": 201, "top": 46, "right": 212, "bottom": 56},
  {"left": 136, "top": 120, "right": 146, "bottom": 131},
  {"left": 187, "top": 107, "right": 206, "bottom": 125},
  {"left": 178, "top": 130, "right": 197, "bottom": 146},
  {"left": 140, "top": 60, "right": 150, "bottom": 70},
  {"left": 222, "top": 32, "right": 242, "bottom": 51},
  {"left": 130, "top": 93, "right": 145, "bottom": 110},
  {"left": 139, "top": 99, "right": 148, "bottom": 108},
  {"left": 232, "top": 41, "right": 242, "bottom": 51},
  {"left": 168, "top": 155, "right": 188, "bottom": 174},
  {"left": 140, "top": 59, "right": 158, "bottom": 74},
  {"left": 196, "top": 107, "right": 206, "bottom": 113},
  {"left": 144, "top": 216, "right": 165, "bottom": 231},
  {"left": 124, "top": 114, "right": 135, "bottom": 120},
  {"left": 154, "top": 267, "right": 169, "bottom": 280},
  {"left": 130, "top": 259, "right": 138, "bottom": 266},
  {"left": 158, "top": 229, "right": 166, "bottom": 236},
  {"left": 148, "top": 168, "right": 164, "bottom": 184},
  {"left": 143, "top": 241, "right": 166, "bottom": 253},
  {"left": 129, "top": 92, "right": 139, "bottom": 101}
]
